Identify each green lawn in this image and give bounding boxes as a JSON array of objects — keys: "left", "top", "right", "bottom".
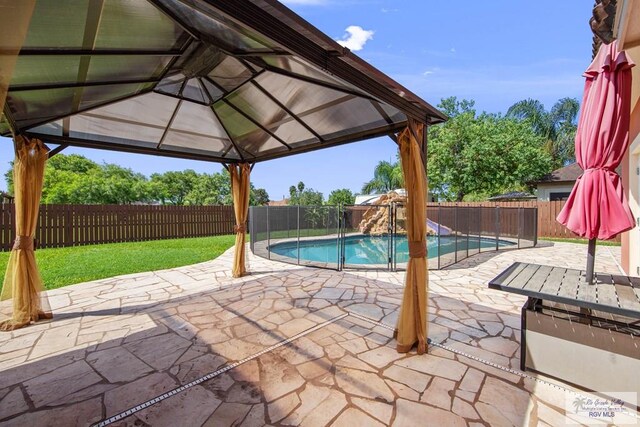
[
  {"left": 539, "top": 237, "right": 621, "bottom": 247},
  {"left": 0, "top": 235, "right": 236, "bottom": 290}
]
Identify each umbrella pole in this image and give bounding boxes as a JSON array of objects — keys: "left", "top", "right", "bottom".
[{"left": 586, "top": 237, "right": 596, "bottom": 285}]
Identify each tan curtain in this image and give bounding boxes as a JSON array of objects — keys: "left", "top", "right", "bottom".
[
  {"left": 396, "top": 119, "right": 428, "bottom": 354},
  {"left": 0, "top": 1, "right": 36, "bottom": 117},
  {"left": 230, "top": 163, "right": 251, "bottom": 278},
  {"left": 0, "top": 136, "right": 51, "bottom": 331}
]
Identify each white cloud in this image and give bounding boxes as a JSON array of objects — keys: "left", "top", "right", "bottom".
[
  {"left": 450, "top": 47, "right": 456, "bottom": 53},
  {"left": 381, "top": 8, "right": 399, "bottom": 13},
  {"left": 336, "top": 26, "right": 374, "bottom": 51}
]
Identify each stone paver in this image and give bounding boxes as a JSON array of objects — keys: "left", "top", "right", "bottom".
[{"left": 0, "top": 241, "right": 635, "bottom": 426}]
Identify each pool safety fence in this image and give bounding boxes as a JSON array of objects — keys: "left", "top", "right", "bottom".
[{"left": 249, "top": 204, "right": 538, "bottom": 271}]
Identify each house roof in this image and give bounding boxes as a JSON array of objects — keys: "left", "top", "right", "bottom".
[
  {"left": 591, "top": 0, "right": 617, "bottom": 58},
  {"left": 0, "top": 0, "right": 446, "bottom": 164},
  {"left": 534, "top": 163, "right": 583, "bottom": 184},
  {"left": 488, "top": 191, "right": 536, "bottom": 201},
  {"left": 267, "top": 198, "right": 289, "bottom": 206},
  {"left": 354, "top": 194, "right": 383, "bottom": 205}
]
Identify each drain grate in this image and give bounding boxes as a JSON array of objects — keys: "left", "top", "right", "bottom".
[{"left": 93, "top": 313, "right": 348, "bottom": 427}]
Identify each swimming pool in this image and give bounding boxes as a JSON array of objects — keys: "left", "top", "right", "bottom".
[{"left": 269, "top": 235, "right": 515, "bottom": 265}]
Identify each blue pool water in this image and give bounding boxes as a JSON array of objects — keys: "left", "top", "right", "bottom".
[{"left": 269, "top": 235, "right": 514, "bottom": 265}]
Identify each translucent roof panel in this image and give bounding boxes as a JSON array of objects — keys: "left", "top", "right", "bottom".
[
  {"left": 168, "top": 102, "right": 228, "bottom": 139},
  {"left": 213, "top": 102, "right": 289, "bottom": 157},
  {"left": 161, "top": 131, "right": 238, "bottom": 159},
  {"left": 300, "top": 97, "right": 396, "bottom": 142},
  {"left": 8, "top": 82, "right": 152, "bottom": 130},
  {"left": 11, "top": 56, "right": 82, "bottom": 87},
  {"left": 257, "top": 72, "right": 355, "bottom": 117},
  {"left": 226, "top": 83, "right": 317, "bottom": 144},
  {"left": 208, "top": 57, "right": 254, "bottom": 93},
  {"left": 95, "top": 0, "right": 188, "bottom": 50},
  {"left": 259, "top": 56, "right": 364, "bottom": 96},
  {"left": 84, "top": 93, "right": 180, "bottom": 128},
  {"left": 70, "top": 114, "right": 165, "bottom": 146},
  {"left": 3, "top": 0, "right": 446, "bottom": 164},
  {"left": 22, "top": 1, "right": 90, "bottom": 48},
  {"left": 181, "top": 79, "right": 209, "bottom": 104},
  {"left": 86, "top": 55, "right": 172, "bottom": 82},
  {"left": 22, "top": 0, "right": 187, "bottom": 50},
  {"left": 154, "top": 0, "right": 272, "bottom": 52}
]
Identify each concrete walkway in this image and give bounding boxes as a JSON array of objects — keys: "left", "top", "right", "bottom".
[{"left": 0, "top": 241, "right": 635, "bottom": 426}]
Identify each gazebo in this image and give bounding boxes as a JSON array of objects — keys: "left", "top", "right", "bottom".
[{"left": 0, "top": 0, "right": 446, "bottom": 354}]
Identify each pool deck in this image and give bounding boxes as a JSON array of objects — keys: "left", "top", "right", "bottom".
[{"left": 0, "top": 241, "right": 637, "bottom": 426}]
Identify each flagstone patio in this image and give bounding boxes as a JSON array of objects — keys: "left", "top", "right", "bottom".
[{"left": 0, "top": 241, "right": 635, "bottom": 426}]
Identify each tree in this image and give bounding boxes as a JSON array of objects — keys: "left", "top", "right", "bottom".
[
  {"left": 99, "top": 164, "right": 150, "bottom": 204},
  {"left": 298, "top": 189, "right": 323, "bottom": 206},
  {"left": 251, "top": 188, "right": 270, "bottom": 206},
  {"left": 506, "top": 97, "right": 580, "bottom": 168},
  {"left": 428, "top": 97, "right": 552, "bottom": 201},
  {"left": 5, "top": 154, "right": 151, "bottom": 204},
  {"left": 149, "top": 170, "right": 197, "bottom": 205},
  {"left": 361, "top": 160, "right": 403, "bottom": 194},
  {"left": 327, "top": 188, "right": 355, "bottom": 206},
  {"left": 183, "top": 171, "right": 230, "bottom": 205},
  {"left": 287, "top": 181, "right": 323, "bottom": 205},
  {"left": 4, "top": 153, "right": 272, "bottom": 207}
]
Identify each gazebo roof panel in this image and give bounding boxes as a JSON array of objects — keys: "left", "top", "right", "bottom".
[
  {"left": 154, "top": 0, "right": 274, "bottom": 52},
  {"left": 160, "top": 130, "right": 233, "bottom": 155},
  {"left": 2, "top": 0, "right": 446, "bottom": 163},
  {"left": 9, "top": 82, "right": 156, "bottom": 131},
  {"left": 95, "top": 0, "right": 190, "bottom": 50},
  {"left": 70, "top": 114, "right": 166, "bottom": 146},
  {"left": 169, "top": 102, "right": 227, "bottom": 138},
  {"left": 207, "top": 56, "right": 255, "bottom": 92},
  {"left": 255, "top": 73, "right": 361, "bottom": 117},
  {"left": 21, "top": 1, "right": 89, "bottom": 49},
  {"left": 80, "top": 92, "right": 179, "bottom": 128}
]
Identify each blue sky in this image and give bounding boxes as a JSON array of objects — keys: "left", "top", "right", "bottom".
[{"left": 0, "top": 0, "right": 593, "bottom": 200}]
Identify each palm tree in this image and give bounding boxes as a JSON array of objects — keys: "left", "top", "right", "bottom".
[
  {"left": 507, "top": 97, "right": 580, "bottom": 168},
  {"left": 361, "top": 160, "right": 403, "bottom": 194}
]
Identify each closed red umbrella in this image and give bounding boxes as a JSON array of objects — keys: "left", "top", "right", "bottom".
[{"left": 557, "top": 41, "right": 635, "bottom": 284}]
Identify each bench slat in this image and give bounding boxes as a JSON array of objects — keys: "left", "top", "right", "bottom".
[
  {"left": 612, "top": 276, "right": 639, "bottom": 312},
  {"left": 629, "top": 276, "right": 640, "bottom": 304},
  {"left": 559, "top": 268, "right": 581, "bottom": 301},
  {"left": 578, "top": 270, "right": 597, "bottom": 305},
  {"left": 523, "top": 265, "right": 554, "bottom": 293},
  {"left": 539, "top": 267, "right": 565, "bottom": 296},
  {"left": 594, "top": 274, "right": 620, "bottom": 308},
  {"left": 510, "top": 264, "right": 541, "bottom": 290},
  {"left": 499, "top": 262, "right": 527, "bottom": 287}
]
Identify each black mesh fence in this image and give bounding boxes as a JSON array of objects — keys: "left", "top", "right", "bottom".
[{"left": 249, "top": 204, "right": 537, "bottom": 271}]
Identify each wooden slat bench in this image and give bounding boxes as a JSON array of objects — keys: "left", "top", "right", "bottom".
[{"left": 489, "top": 262, "right": 640, "bottom": 405}]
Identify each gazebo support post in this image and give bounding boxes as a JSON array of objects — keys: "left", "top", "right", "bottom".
[
  {"left": 395, "top": 118, "right": 429, "bottom": 354},
  {"left": 229, "top": 162, "right": 252, "bottom": 278},
  {"left": 0, "top": 135, "right": 51, "bottom": 331}
]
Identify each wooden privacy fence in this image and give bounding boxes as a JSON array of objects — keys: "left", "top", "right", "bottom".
[
  {"left": 0, "top": 204, "right": 236, "bottom": 251},
  {"left": 429, "top": 201, "right": 621, "bottom": 242}
]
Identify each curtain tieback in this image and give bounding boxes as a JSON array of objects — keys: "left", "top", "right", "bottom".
[
  {"left": 234, "top": 224, "right": 246, "bottom": 233},
  {"left": 408, "top": 241, "right": 426, "bottom": 258},
  {"left": 13, "top": 236, "right": 34, "bottom": 251}
]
